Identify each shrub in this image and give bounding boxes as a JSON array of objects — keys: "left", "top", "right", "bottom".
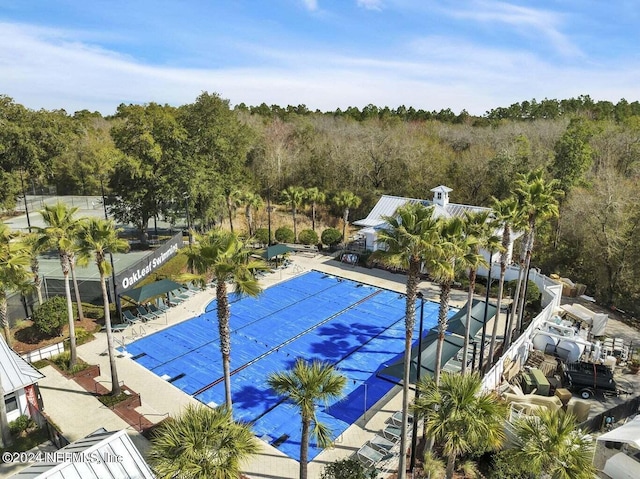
[
  {"left": 50, "top": 351, "right": 88, "bottom": 375},
  {"left": 9, "top": 415, "right": 35, "bottom": 435},
  {"left": 254, "top": 227, "right": 271, "bottom": 245},
  {"left": 321, "top": 458, "right": 377, "bottom": 479},
  {"left": 321, "top": 228, "right": 342, "bottom": 247},
  {"left": 298, "top": 229, "right": 319, "bottom": 245},
  {"left": 487, "top": 450, "right": 530, "bottom": 479},
  {"left": 75, "top": 327, "right": 95, "bottom": 346},
  {"left": 505, "top": 279, "right": 541, "bottom": 308},
  {"left": 275, "top": 227, "right": 295, "bottom": 243},
  {"left": 32, "top": 297, "right": 68, "bottom": 337}
]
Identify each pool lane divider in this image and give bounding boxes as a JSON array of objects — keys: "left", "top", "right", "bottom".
[{"left": 192, "top": 289, "right": 384, "bottom": 397}]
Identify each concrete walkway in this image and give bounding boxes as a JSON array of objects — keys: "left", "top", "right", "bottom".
[{"left": 27, "top": 252, "right": 498, "bottom": 479}]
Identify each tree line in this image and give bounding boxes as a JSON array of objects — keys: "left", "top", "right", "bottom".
[{"left": 2, "top": 92, "right": 640, "bottom": 315}]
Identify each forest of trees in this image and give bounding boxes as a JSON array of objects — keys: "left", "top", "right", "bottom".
[{"left": 1, "top": 92, "right": 640, "bottom": 316}]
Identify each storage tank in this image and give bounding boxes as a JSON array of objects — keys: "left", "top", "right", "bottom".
[
  {"left": 557, "top": 339, "right": 584, "bottom": 363},
  {"left": 532, "top": 333, "right": 558, "bottom": 354}
]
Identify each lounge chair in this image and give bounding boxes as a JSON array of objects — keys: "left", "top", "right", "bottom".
[
  {"left": 136, "top": 305, "right": 158, "bottom": 321},
  {"left": 122, "top": 310, "right": 141, "bottom": 325},
  {"left": 382, "top": 425, "right": 402, "bottom": 442},
  {"left": 147, "top": 303, "right": 166, "bottom": 317},
  {"left": 168, "top": 292, "right": 185, "bottom": 306},
  {"left": 389, "top": 410, "right": 413, "bottom": 427},
  {"left": 356, "top": 443, "right": 384, "bottom": 468},
  {"left": 370, "top": 434, "right": 395, "bottom": 453}
]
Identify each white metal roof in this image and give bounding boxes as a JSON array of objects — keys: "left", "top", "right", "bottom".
[
  {"left": 0, "top": 337, "right": 43, "bottom": 394},
  {"left": 11, "top": 429, "right": 155, "bottom": 479},
  {"left": 352, "top": 194, "right": 490, "bottom": 227}
]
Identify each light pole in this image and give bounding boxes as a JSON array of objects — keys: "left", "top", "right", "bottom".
[
  {"left": 410, "top": 291, "right": 425, "bottom": 472},
  {"left": 19, "top": 168, "right": 32, "bottom": 233},
  {"left": 100, "top": 178, "right": 122, "bottom": 322},
  {"left": 183, "top": 192, "right": 193, "bottom": 246},
  {"left": 267, "top": 186, "right": 273, "bottom": 246},
  {"left": 478, "top": 255, "right": 494, "bottom": 373}
]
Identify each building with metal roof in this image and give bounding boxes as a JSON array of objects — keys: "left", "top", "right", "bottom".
[
  {"left": 10, "top": 428, "right": 155, "bottom": 479},
  {"left": 1, "top": 337, "right": 44, "bottom": 423},
  {"left": 353, "top": 186, "right": 492, "bottom": 252}
]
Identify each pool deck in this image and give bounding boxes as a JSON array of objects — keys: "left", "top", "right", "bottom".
[{"left": 31, "top": 252, "right": 483, "bottom": 479}]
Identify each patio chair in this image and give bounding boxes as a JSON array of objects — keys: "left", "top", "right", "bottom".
[
  {"left": 356, "top": 443, "right": 384, "bottom": 469},
  {"left": 122, "top": 310, "right": 141, "bottom": 325},
  {"left": 389, "top": 410, "right": 413, "bottom": 427},
  {"left": 136, "top": 305, "right": 158, "bottom": 321},
  {"left": 382, "top": 424, "right": 402, "bottom": 442}
]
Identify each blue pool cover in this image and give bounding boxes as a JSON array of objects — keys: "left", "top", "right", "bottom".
[{"left": 124, "top": 270, "right": 452, "bottom": 462}]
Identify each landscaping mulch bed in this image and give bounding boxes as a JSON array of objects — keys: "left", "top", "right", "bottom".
[{"left": 11, "top": 317, "right": 100, "bottom": 354}]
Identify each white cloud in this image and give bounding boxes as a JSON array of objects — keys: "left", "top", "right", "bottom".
[
  {"left": 357, "top": 0, "right": 383, "bottom": 11},
  {"left": 301, "top": 0, "right": 318, "bottom": 11},
  {"left": 1, "top": 22, "right": 639, "bottom": 116},
  {"left": 448, "top": 0, "right": 582, "bottom": 57}
]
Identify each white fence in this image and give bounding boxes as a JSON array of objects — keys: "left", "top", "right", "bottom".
[
  {"left": 21, "top": 342, "right": 65, "bottom": 363},
  {"left": 481, "top": 282, "right": 563, "bottom": 392}
]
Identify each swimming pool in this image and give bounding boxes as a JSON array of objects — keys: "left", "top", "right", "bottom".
[{"left": 124, "top": 270, "right": 446, "bottom": 461}]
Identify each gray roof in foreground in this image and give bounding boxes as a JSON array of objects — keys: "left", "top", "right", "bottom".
[
  {"left": 11, "top": 429, "right": 155, "bottom": 479},
  {"left": 0, "top": 337, "right": 43, "bottom": 394}
]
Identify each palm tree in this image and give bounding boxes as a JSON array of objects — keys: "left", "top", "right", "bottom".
[
  {"left": 77, "top": 218, "right": 129, "bottom": 395},
  {"left": 181, "top": 229, "right": 264, "bottom": 409},
  {"left": 304, "top": 187, "right": 325, "bottom": 232},
  {"left": 267, "top": 359, "right": 346, "bottom": 479},
  {"left": 20, "top": 232, "right": 45, "bottom": 306},
  {"left": 332, "top": 191, "right": 361, "bottom": 247},
  {"left": 511, "top": 409, "right": 595, "bottom": 479},
  {"left": 488, "top": 196, "right": 523, "bottom": 358},
  {"left": 0, "top": 224, "right": 32, "bottom": 347},
  {"left": 37, "top": 202, "right": 84, "bottom": 367},
  {"left": 369, "top": 203, "right": 440, "bottom": 479},
  {"left": 513, "top": 170, "right": 562, "bottom": 333},
  {"left": 281, "top": 186, "right": 305, "bottom": 241},
  {"left": 460, "top": 211, "right": 498, "bottom": 373},
  {"left": 226, "top": 189, "right": 244, "bottom": 234},
  {"left": 428, "top": 217, "right": 483, "bottom": 386},
  {"left": 69, "top": 246, "right": 87, "bottom": 321},
  {"left": 239, "top": 191, "right": 264, "bottom": 237},
  {"left": 413, "top": 372, "right": 507, "bottom": 479},
  {"left": 148, "top": 403, "right": 259, "bottom": 479}
]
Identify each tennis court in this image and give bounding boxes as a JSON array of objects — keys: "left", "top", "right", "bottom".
[{"left": 124, "top": 270, "right": 447, "bottom": 461}]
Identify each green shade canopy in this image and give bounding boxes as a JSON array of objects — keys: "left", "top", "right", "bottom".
[
  {"left": 446, "top": 299, "right": 497, "bottom": 339},
  {"left": 378, "top": 329, "right": 465, "bottom": 384},
  {"left": 261, "top": 244, "right": 294, "bottom": 260},
  {"left": 119, "top": 279, "right": 184, "bottom": 304}
]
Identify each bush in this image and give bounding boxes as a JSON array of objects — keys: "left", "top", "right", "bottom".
[
  {"left": 275, "top": 227, "right": 295, "bottom": 243},
  {"left": 298, "top": 229, "right": 319, "bottom": 245},
  {"left": 50, "top": 351, "right": 88, "bottom": 375},
  {"left": 321, "top": 228, "right": 342, "bottom": 247},
  {"left": 321, "top": 458, "right": 377, "bottom": 479},
  {"left": 9, "top": 415, "right": 35, "bottom": 435},
  {"left": 505, "top": 279, "right": 541, "bottom": 308},
  {"left": 32, "top": 297, "right": 68, "bottom": 337},
  {"left": 487, "top": 450, "right": 530, "bottom": 479},
  {"left": 75, "top": 327, "right": 95, "bottom": 346},
  {"left": 254, "top": 227, "right": 271, "bottom": 245}
]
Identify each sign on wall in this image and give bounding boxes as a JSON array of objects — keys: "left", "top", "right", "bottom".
[{"left": 115, "top": 233, "right": 183, "bottom": 291}]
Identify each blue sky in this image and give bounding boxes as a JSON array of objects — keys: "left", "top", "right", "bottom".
[{"left": 1, "top": 0, "right": 639, "bottom": 115}]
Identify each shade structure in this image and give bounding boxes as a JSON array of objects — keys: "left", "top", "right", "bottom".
[
  {"left": 261, "top": 244, "right": 294, "bottom": 260},
  {"left": 446, "top": 299, "right": 497, "bottom": 339},
  {"left": 119, "top": 279, "right": 184, "bottom": 304},
  {"left": 378, "top": 329, "right": 465, "bottom": 384}
]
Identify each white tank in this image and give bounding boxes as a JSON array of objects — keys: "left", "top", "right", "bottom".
[
  {"left": 557, "top": 339, "right": 584, "bottom": 363},
  {"left": 603, "top": 355, "right": 617, "bottom": 369},
  {"left": 532, "top": 333, "right": 558, "bottom": 354}
]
